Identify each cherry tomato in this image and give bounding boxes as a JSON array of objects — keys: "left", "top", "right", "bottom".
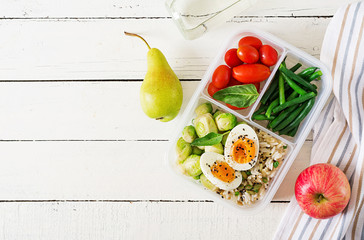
[
  {"left": 238, "top": 36, "right": 263, "bottom": 50},
  {"left": 226, "top": 103, "right": 247, "bottom": 110},
  {"left": 259, "top": 45, "right": 278, "bottom": 66},
  {"left": 232, "top": 64, "right": 271, "bottom": 83},
  {"left": 211, "top": 65, "right": 231, "bottom": 88},
  {"left": 237, "top": 45, "right": 259, "bottom": 64},
  {"left": 228, "top": 78, "right": 260, "bottom": 91},
  {"left": 207, "top": 82, "right": 221, "bottom": 98},
  {"left": 224, "top": 48, "right": 243, "bottom": 68},
  {"left": 253, "top": 82, "right": 261, "bottom": 93},
  {"left": 227, "top": 77, "right": 243, "bottom": 87}
]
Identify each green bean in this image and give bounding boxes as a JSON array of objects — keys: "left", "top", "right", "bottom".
[
  {"left": 279, "top": 64, "right": 317, "bottom": 93},
  {"left": 279, "top": 127, "right": 291, "bottom": 136},
  {"left": 268, "top": 82, "right": 290, "bottom": 102},
  {"left": 287, "top": 126, "right": 299, "bottom": 137},
  {"left": 267, "top": 91, "right": 299, "bottom": 129},
  {"left": 290, "top": 63, "right": 302, "bottom": 72},
  {"left": 281, "top": 98, "right": 316, "bottom": 133},
  {"left": 298, "top": 67, "right": 318, "bottom": 79},
  {"left": 268, "top": 105, "right": 295, "bottom": 129},
  {"left": 253, "top": 104, "right": 268, "bottom": 117},
  {"left": 268, "top": 89, "right": 279, "bottom": 102},
  {"left": 260, "top": 74, "right": 279, "bottom": 105},
  {"left": 309, "top": 70, "right": 323, "bottom": 81},
  {"left": 265, "top": 98, "right": 279, "bottom": 118},
  {"left": 286, "top": 91, "right": 300, "bottom": 101},
  {"left": 252, "top": 114, "right": 275, "bottom": 121},
  {"left": 272, "top": 92, "right": 316, "bottom": 114},
  {"left": 281, "top": 72, "right": 307, "bottom": 95},
  {"left": 274, "top": 103, "right": 306, "bottom": 131},
  {"left": 279, "top": 73, "right": 285, "bottom": 105}
]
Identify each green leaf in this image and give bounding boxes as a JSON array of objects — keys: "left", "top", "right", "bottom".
[
  {"left": 212, "top": 84, "right": 259, "bottom": 108},
  {"left": 191, "top": 132, "right": 228, "bottom": 146},
  {"left": 273, "top": 161, "right": 279, "bottom": 168}
]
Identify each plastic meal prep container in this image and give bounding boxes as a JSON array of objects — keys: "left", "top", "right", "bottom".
[{"left": 165, "top": 28, "right": 332, "bottom": 215}]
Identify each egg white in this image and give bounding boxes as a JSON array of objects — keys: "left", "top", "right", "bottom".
[
  {"left": 224, "top": 124, "right": 259, "bottom": 171},
  {"left": 200, "top": 152, "right": 242, "bottom": 190}
]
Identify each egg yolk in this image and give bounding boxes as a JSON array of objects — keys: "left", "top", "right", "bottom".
[
  {"left": 211, "top": 160, "right": 235, "bottom": 183},
  {"left": 231, "top": 138, "right": 256, "bottom": 164}
]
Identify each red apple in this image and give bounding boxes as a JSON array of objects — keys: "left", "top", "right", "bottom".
[{"left": 295, "top": 163, "right": 351, "bottom": 219}]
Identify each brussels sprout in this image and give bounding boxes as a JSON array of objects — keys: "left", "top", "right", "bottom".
[
  {"left": 192, "top": 146, "right": 204, "bottom": 155},
  {"left": 213, "top": 110, "right": 224, "bottom": 119},
  {"left": 183, "top": 155, "right": 202, "bottom": 177},
  {"left": 200, "top": 174, "right": 217, "bottom": 191},
  {"left": 176, "top": 137, "right": 192, "bottom": 163},
  {"left": 221, "top": 131, "right": 230, "bottom": 146},
  {"left": 205, "top": 143, "right": 224, "bottom": 154},
  {"left": 237, "top": 121, "right": 247, "bottom": 125},
  {"left": 195, "top": 103, "right": 213, "bottom": 115},
  {"left": 197, "top": 146, "right": 205, "bottom": 150},
  {"left": 193, "top": 174, "right": 201, "bottom": 180},
  {"left": 194, "top": 113, "right": 218, "bottom": 137},
  {"left": 182, "top": 125, "right": 197, "bottom": 143},
  {"left": 215, "top": 113, "right": 237, "bottom": 131}
]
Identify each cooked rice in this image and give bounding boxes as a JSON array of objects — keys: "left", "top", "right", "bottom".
[
  {"left": 213, "top": 128, "right": 287, "bottom": 206},
  {"left": 176, "top": 125, "right": 288, "bottom": 206}
]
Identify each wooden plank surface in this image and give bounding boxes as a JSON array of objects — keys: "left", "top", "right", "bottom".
[
  {"left": 0, "top": 18, "right": 329, "bottom": 80},
  {"left": 0, "top": 0, "right": 355, "bottom": 18},
  {"left": 0, "top": 141, "right": 311, "bottom": 201},
  {"left": 0, "top": 81, "right": 313, "bottom": 141},
  {"left": 0, "top": 0, "right": 347, "bottom": 238},
  {"left": 0, "top": 202, "right": 286, "bottom": 240}
]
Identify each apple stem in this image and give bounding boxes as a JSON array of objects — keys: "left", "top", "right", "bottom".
[
  {"left": 316, "top": 194, "right": 325, "bottom": 203},
  {"left": 124, "top": 31, "right": 151, "bottom": 50}
]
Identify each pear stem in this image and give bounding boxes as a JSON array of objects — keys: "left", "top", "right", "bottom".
[{"left": 124, "top": 31, "right": 151, "bottom": 50}]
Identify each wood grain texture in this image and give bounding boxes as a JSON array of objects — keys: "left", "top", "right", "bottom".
[
  {"left": 0, "top": 0, "right": 347, "bottom": 238},
  {"left": 0, "top": 201, "right": 287, "bottom": 240},
  {"left": 0, "top": 0, "right": 356, "bottom": 18},
  {"left": 0, "top": 18, "right": 329, "bottom": 80},
  {"left": 0, "top": 81, "right": 313, "bottom": 141},
  {"left": 0, "top": 140, "right": 310, "bottom": 200}
]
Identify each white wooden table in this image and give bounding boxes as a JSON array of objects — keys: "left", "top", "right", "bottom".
[{"left": 0, "top": 0, "right": 355, "bottom": 239}]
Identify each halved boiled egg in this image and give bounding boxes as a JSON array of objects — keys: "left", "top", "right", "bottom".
[
  {"left": 224, "top": 124, "right": 259, "bottom": 171},
  {"left": 200, "top": 152, "right": 242, "bottom": 190}
]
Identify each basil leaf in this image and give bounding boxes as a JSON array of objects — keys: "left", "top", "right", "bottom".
[
  {"left": 191, "top": 132, "right": 228, "bottom": 146},
  {"left": 213, "top": 84, "right": 259, "bottom": 108}
]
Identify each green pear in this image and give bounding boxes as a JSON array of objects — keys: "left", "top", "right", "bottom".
[{"left": 125, "top": 32, "right": 183, "bottom": 122}]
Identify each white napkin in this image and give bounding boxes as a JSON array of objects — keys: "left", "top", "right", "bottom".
[{"left": 273, "top": 1, "right": 364, "bottom": 239}]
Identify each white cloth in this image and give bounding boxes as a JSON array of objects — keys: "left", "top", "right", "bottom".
[{"left": 273, "top": 1, "right": 364, "bottom": 239}]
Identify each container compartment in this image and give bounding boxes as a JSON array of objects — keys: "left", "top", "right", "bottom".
[
  {"left": 167, "top": 96, "right": 294, "bottom": 214},
  {"left": 250, "top": 50, "right": 331, "bottom": 144},
  {"left": 200, "top": 30, "right": 286, "bottom": 117}
]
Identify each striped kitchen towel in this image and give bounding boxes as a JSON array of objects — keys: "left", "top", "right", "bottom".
[{"left": 273, "top": 1, "right": 364, "bottom": 240}]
